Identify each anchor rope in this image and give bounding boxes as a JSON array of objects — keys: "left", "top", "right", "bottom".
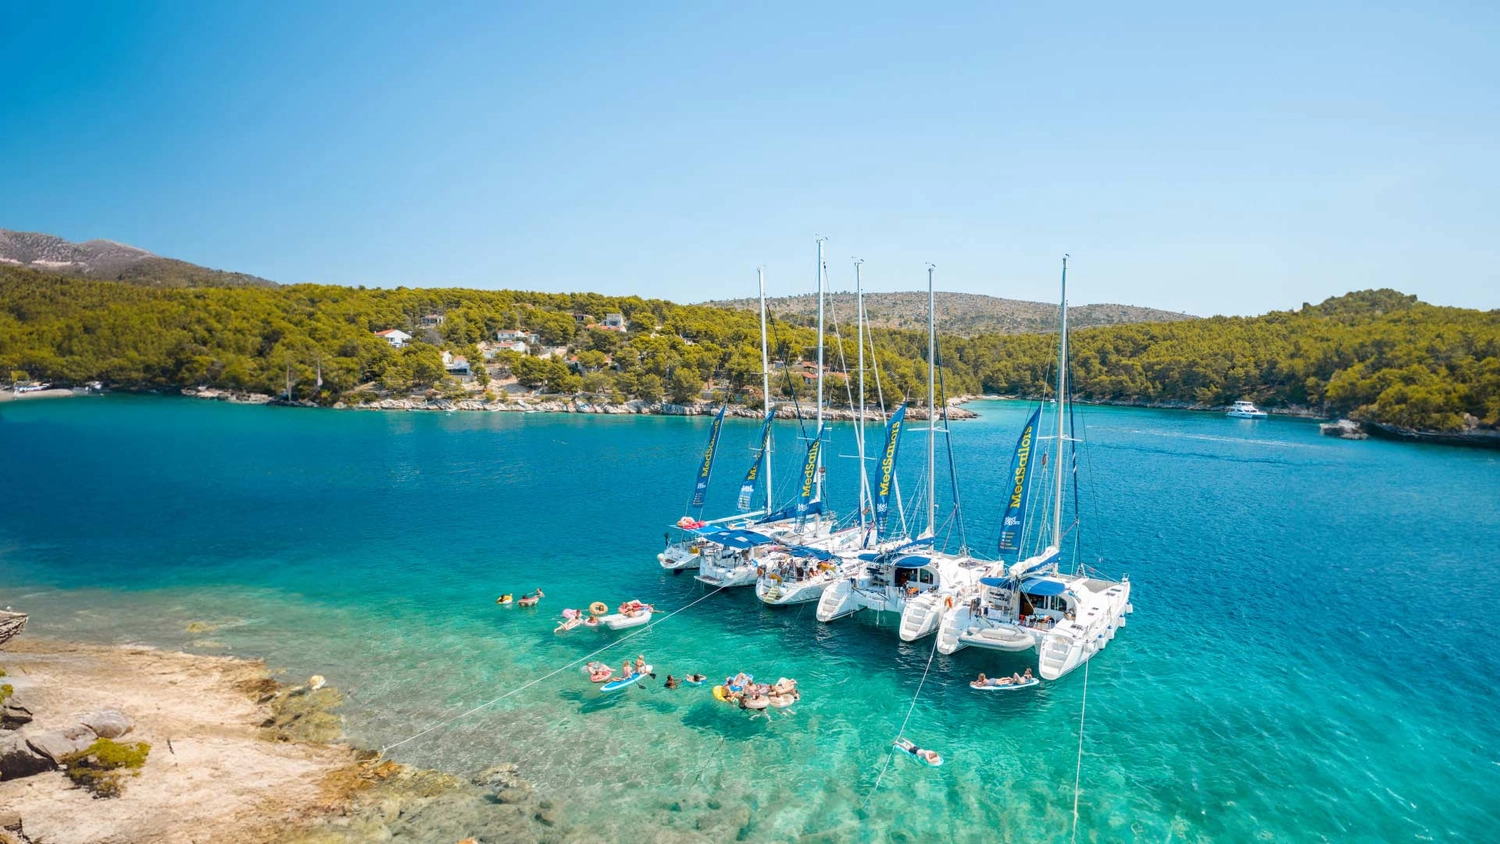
[
  {"left": 1071, "top": 656, "right": 1090, "bottom": 842},
  {"left": 860, "top": 629, "right": 943, "bottom": 811},
  {"left": 379, "top": 587, "right": 726, "bottom": 756}
]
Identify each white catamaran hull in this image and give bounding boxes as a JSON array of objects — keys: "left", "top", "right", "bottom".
[
  {"left": 936, "top": 604, "right": 1041, "bottom": 654},
  {"left": 756, "top": 573, "right": 834, "bottom": 605},
  {"left": 1038, "top": 577, "right": 1132, "bottom": 680},
  {"left": 658, "top": 543, "right": 703, "bottom": 571},
  {"left": 695, "top": 564, "right": 759, "bottom": 588}
]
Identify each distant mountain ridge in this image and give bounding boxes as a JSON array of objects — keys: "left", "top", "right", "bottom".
[
  {"left": 704, "top": 290, "right": 1198, "bottom": 335},
  {"left": 0, "top": 228, "right": 276, "bottom": 288}
]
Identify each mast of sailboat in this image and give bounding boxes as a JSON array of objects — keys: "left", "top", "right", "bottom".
[
  {"left": 815, "top": 237, "right": 827, "bottom": 509},
  {"left": 1052, "top": 255, "right": 1069, "bottom": 548},
  {"left": 855, "top": 257, "right": 868, "bottom": 530},
  {"left": 758, "top": 266, "right": 773, "bottom": 512},
  {"left": 926, "top": 263, "right": 936, "bottom": 538}
]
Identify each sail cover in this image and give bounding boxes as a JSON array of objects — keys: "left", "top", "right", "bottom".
[
  {"left": 872, "top": 405, "right": 907, "bottom": 539},
  {"left": 997, "top": 408, "right": 1042, "bottom": 556},
  {"left": 794, "top": 426, "right": 823, "bottom": 519},
  {"left": 737, "top": 409, "right": 776, "bottom": 511},
  {"left": 687, "top": 405, "right": 728, "bottom": 519}
]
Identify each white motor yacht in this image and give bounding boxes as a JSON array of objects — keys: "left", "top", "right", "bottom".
[{"left": 1226, "top": 399, "right": 1268, "bottom": 419}]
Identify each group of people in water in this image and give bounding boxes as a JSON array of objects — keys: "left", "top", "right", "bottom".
[
  {"left": 497, "top": 588, "right": 544, "bottom": 607},
  {"left": 971, "top": 668, "right": 1035, "bottom": 688},
  {"left": 585, "top": 654, "right": 706, "bottom": 688},
  {"left": 713, "top": 673, "right": 801, "bottom": 716}
]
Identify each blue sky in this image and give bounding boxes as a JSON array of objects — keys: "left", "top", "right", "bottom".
[{"left": 2, "top": 1, "right": 1496, "bottom": 314}]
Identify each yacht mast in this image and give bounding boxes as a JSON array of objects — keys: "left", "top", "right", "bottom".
[
  {"left": 1052, "top": 255, "right": 1069, "bottom": 548},
  {"left": 926, "top": 263, "right": 936, "bottom": 538},
  {"left": 758, "top": 266, "right": 773, "bottom": 511},
  {"left": 855, "top": 258, "right": 868, "bottom": 529},
  {"left": 815, "top": 237, "right": 827, "bottom": 507}
]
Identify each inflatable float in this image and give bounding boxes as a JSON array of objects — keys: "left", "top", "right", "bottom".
[
  {"left": 599, "top": 664, "right": 653, "bottom": 693},
  {"left": 496, "top": 594, "right": 514, "bottom": 606}
]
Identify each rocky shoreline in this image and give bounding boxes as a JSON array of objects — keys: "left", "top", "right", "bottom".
[
  {"left": 179, "top": 387, "right": 981, "bottom": 420},
  {"left": 0, "top": 635, "right": 574, "bottom": 844}
]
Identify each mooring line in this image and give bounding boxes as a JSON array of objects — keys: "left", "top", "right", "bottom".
[{"left": 380, "top": 587, "right": 726, "bottom": 755}]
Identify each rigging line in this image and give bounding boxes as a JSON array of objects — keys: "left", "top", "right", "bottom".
[
  {"left": 1071, "top": 656, "right": 1090, "bottom": 844},
  {"left": 936, "top": 358, "right": 969, "bottom": 554},
  {"left": 860, "top": 624, "right": 944, "bottom": 811},
  {"left": 379, "top": 587, "right": 727, "bottom": 756},
  {"left": 765, "top": 306, "right": 809, "bottom": 441}
]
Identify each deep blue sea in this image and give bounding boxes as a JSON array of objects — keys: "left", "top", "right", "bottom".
[{"left": 2, "top": 396, "right": 1497, "bottom": 842}]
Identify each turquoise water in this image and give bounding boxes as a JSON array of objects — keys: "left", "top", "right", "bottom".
[{"left": 2, "top": 396, "right": 1498, "bottom": 842}]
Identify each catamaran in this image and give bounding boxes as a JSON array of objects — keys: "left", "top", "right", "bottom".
[
  {"left": 757, "top": 259, "right": 901, "bottom": 606},
  {"left": 696, "top": 243, "right": 851, "bottom": 588},
  {"left": 659, "top": 269, "right": 785, "bottom": 572},
  {"left": 816, "top": 265, "right": 982, "bottom": 631},
  {"left": 935, "top": 257, "right": 1133, "bottom": 680}
]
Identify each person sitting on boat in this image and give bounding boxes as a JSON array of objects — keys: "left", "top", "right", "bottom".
[{"left": 665, "top": 675, "right": 680, "bottom": 690}]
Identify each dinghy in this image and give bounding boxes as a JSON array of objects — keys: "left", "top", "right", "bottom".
[
  {"left": 599, "top": 665, "right": 652, "bottom": 692},
  {"left": 600, "top": 609, "right": 652, "bottom": 630}
]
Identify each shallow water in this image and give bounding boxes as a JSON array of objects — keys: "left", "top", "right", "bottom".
[{"left": 2, "top": 396, "right": 1497, "bottom": 842}]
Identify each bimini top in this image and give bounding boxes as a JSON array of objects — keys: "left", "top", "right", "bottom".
[
  {"left": 891, "top": 554, "right": 932, "bottom": 569},
  {"left": 784, "top": 545, "right": 837, "bottom": 561},
  {"left": 718, "top": 529, "right": 776, "bottom": 550},
  {"left": 689, "top": 525, "right": 729, "bottom": 538},
  {"left": 1019, "top": 577, "right": 1068, "bottom": 596},
  {"left": 978, "top": 576, "right": 1010, "bottom": 588}
]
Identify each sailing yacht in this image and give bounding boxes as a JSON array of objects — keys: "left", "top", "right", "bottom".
[
  {"left": 659, "top": 269, "right": 785, "bottom": 573},
  {"left": 758, "top": 259, "right": 895, "bottom": 607},
  {"left": 935, "top": 257, "right": 1133, "bottom": 680},
  {"left": 697, "top": 243, "right": 848, "bottom": 588},
  {"left": 816, "top": 266, "right": 982, "bottom": 631}
]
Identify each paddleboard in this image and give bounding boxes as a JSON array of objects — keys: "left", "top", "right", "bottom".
[
  {"left": 969, "top": 678, "right": 1039, "bottom": 691},
  {"left": 599, "top": 664, "right": 653, "bottom": 693}
]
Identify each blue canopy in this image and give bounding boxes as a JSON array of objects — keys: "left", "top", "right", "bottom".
[
  {"left": 892, "top": 555, "right": 931, "bottom": 569},
  {"left": 978, "top": 576, "right": 1011, "bottom": 588},
  {"left": 719, "top": 530, "right": 776, "bottom": 549},
  {"left": 1020, "top": 577, "right": 1068, "bottom": 596},
  {"left": 785, "top": 545, "right": 836, "bottom": 561},
  {"left": 689, "top": 524, "right": 728, "bottom": 537}
]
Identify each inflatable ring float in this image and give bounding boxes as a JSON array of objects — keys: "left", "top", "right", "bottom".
[
  {"left": 589, "top": 601, "right": 608, "bottom": 616},
  {"left": 497, "top": 594, "right": 513, "bottom": 605}
]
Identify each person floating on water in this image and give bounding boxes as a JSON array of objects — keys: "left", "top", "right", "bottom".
[
  {"left": 895, "top": 737, "right": 942, "bottom": 766},
  {"left": 686, "top": 674, "right": 706, "bottom": 684},
  {"left": 664, "top": 675, "right": 680, "bottom": 690}
]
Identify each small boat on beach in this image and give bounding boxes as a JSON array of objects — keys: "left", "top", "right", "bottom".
[{"left": 1226, "top": 400, "right": 1268, "bottom": 419}]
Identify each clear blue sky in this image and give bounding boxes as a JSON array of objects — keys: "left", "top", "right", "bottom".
[{"left": 3, "top": 1, "right": 1497, "bottom": 314}]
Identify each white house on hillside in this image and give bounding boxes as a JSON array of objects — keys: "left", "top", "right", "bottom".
[
  {"left": 602, "top": 313, "right": 627, "bottom": 331},
  {"left": 496, "top": 329, "right": 540, "bottom": 345},
  {"left": 375, "top": 329, "right": 413, "bottom": 348}
]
